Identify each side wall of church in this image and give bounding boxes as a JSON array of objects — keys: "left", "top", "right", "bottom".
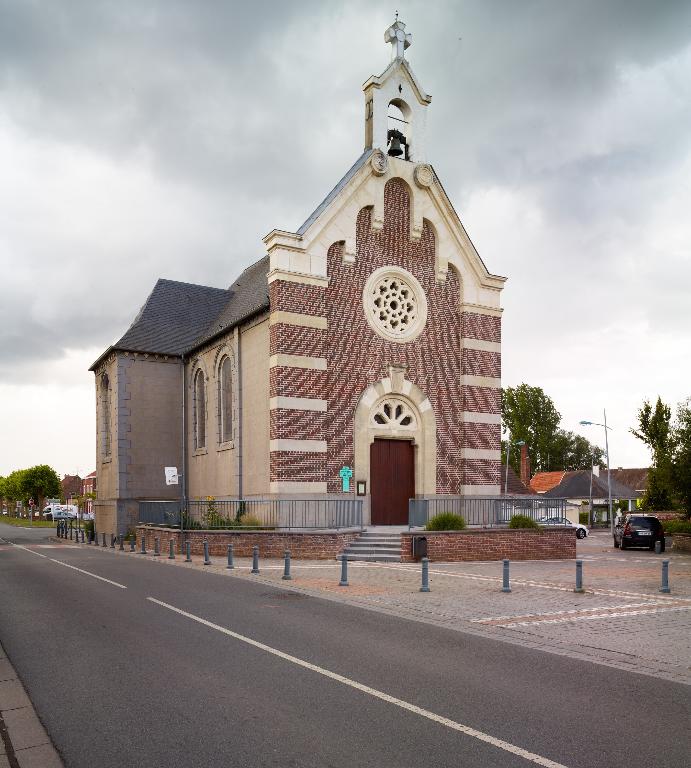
[
  {"left": 268, "top": 176, "right": 502, "bottom": 497},
  {"left": 186, "top": 314, "right": 270, "bottom": 500},
  {"left": 94, "top": 353, "right": 182, "bottom": 536}
]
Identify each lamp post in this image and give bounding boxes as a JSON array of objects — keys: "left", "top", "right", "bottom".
[
  {"left": 505, "top": 437, "right": 526, "bottom": 496},
  {"left": 580, "top": 410, "right": 613, "bottom": 534}
]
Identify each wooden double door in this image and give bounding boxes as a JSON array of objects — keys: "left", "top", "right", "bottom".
[{"left": 370, "top": 438, "right": 415, "bottom": 525}]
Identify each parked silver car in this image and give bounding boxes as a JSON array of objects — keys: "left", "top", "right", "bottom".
[{"left": 537, "top": 516, "right": 588, "bottom": 539}]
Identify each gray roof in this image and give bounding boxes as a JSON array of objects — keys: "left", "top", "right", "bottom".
[
  {"left": 89, "top": 257, "right": 270, "bottom": 370},
  {"left": 189, "top": 256, "right": 270, "bottom": 350},
  {"left": 296, "top": 150, "right": 373, "bottom": 236},
  {"left": 543, "top": 470, "right": 640, "bottom": 500}
]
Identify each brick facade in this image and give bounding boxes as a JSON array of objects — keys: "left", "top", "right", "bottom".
[
  {"left": 269, "top": 177, "right": 502, "bottom": 493},
  {"left": 401, "top": 528, "right": 575, "bottom": 562}
]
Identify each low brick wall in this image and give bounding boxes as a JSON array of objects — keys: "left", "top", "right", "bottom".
[
  {"left": 136, "top": 526, "right": 360, "bottom": 560},
  {"left": 401, "top": 528, "right": 576, "bottom": 563},
  {"left": 671, "top": 533, "right": 691, "bottom": 553}
]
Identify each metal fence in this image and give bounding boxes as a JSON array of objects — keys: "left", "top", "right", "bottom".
[
  {"left": 138, "top": 498, "right": 363, "bottom": 530},
  {"left": 408, "top": 496, "right": 567, "bottom": 529}
]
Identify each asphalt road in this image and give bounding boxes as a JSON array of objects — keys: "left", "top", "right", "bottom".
[{"left": 1, "top": 523, "right": 689, "bottom": 768}]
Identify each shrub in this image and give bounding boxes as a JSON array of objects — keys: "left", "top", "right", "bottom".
[
  {"left": 82, "top": 519, "right": 95, "bottom": 537},
  {"left": 579, "top": 511, "right": 589, "bottom": 525},
  {"left": 508, "top": 514, "right": 539, "bottom": 530},
  {"left": 238, "top": 514, "right": 263, "bottom": 528},
  {"left": 663, "top": 519, "right": 691, "bottom": 535},
  {"left": 425, "top": 512, "right": 466, "bottom": 531}
]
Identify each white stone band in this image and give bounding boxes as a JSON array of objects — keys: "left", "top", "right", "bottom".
[
  {"left": 269, "top": 397, "right": 328, "bottom": 412},
  {"left": 269, "top": 439, "right": 327, "bottom": 453},
  {"left": 462, "top": 412, "right": 501, "bottom": 424},
  {"left": 269, "top": 354, "right": 327, "bottom": 371}
]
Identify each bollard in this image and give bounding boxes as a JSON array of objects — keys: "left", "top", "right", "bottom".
[
  {"left": 110, "top": 534, "right": 116, "bottom": 549},
  {"left": 420, "top": 557, "right": 431, "bottom": 593},
  {"left": 130, "top": 535, "right": 135, "bottom": 552},
  {"left": 654, "top": 540, "right": 662, "bottom": 555},
  {"left": 185, "top": 541, "right": 191, "bottom": 563},
  {"left": 282, "top": 550, "right": 292, "bottom": 581},
  {"left": 502, "top": 559, "right": 511, "bottom": 593},
  {"left": 338, "top": 555, "right": 349, "bottom": 587},
  {"left": 69, "top": 524, "right": 73, "bottom": 541},
  {"left": 102, "top": 532, "right": 107, "bottom": 548},
  {"left": 660, "top": 560, "right": 671, "bottom": 593},
  {"left": 168, "top": 540, "right": 175, "bottom": 560},
  {"left": 154, "top": 537, "right": 160, "bottom": 557},
  {"left": 140, "top": 535, "right": 146, "bottom": 555},
  {"left": 81, "top": 529, "right": 85, "bottom": 544},
  {"left": 574, "top": 559, "right": 585, "bottom": 593},
  {"left": 251, "top": 545, "right": 259, "bottom": 574},
  {"left": 119, "top": 535, "right": 124, "bottom": 551},
  {"left": 226, "top": 544, "right": 234, "bottom": 570},
  {"left": 203, "top": 540, "right": 211, "bottom": 566}
]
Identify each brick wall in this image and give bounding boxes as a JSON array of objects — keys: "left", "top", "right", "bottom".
[
  {"left": 136, "top": 526, "right": 359, "bottom": 560},
  {"left": 400, "top": 528, "right": 575, "bottom": 562}
]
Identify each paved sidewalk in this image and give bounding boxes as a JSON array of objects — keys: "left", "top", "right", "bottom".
[
  {"left": 0, "top": 642, "right": 63, "bottom": 768},
  {"left": 61, "top": 532, "right": 691, "bottom": 685}
]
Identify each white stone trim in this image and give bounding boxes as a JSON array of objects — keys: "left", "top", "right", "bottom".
[
  {"left": 460, "top": 302, "right": 503, "bottom": 318},
  {"left": 462, "top": 338, "right": 501, "bottom": 354},
  {"left": 270, "top": 439, "right": 327, "bottom": 453},
  {"left": 267, "top": 270, "right": 329, "bottom": 288},
  {"left": 461, "top": 448, "right": 501, "bottom": 461},
  {"left": 270, "top": 481, "right": 329, "bottom": 494},
  {"left": 460, "top": 484, "right": 501, "bottom": 496},
  {"left": 462, "top": 412, "right": 502, "bottom": 424},
  {"left": 269, "top": 354, "right": 327, "bottom": 371},
  {"left": 270, "top": 311, "right": 328, "bottom": 330},
  {"left": 269, "top": 397, "right": 328, "bottom": 412},
  {"left": 461, "top": 375, "right": 501, "bottom": 389}
]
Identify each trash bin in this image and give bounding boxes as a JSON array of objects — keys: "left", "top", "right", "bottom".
[{"left": 412, "top": 535, "right": 428, "bottom": 561}]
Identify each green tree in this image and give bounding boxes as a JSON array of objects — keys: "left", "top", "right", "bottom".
[
  {"left": 21, "top": 465, "right": 61, "bottom": 510},
  {"left": 502, "top": 384, "right": 561, "bottom": 473},
  {"left": 631, "top": 397, "right": 674, "bottom": 510},
  {"left": 551, "top": 430, "right": 605, "bottom": 471},
  {"left": 671, "top": 399, "right": 691, "bottom": 518}
]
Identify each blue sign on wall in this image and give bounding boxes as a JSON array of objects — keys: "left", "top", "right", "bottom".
[{"left": 339, "top": 466, "right": 353, "bottom": 492}]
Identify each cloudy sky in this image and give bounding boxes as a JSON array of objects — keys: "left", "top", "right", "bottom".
[{"left": 1, "top": 0, "right": 690, "bottom": 479}]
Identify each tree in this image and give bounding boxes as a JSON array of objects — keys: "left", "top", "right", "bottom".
[
  {"left": 671, "top": 399, "right": 691, "bottom": 518},
  {"left": 631, "top": 397, "right": 674, "bottom": 510},
  {"left": 21, "top": 465, "right": 61, "bottom": 510},
  {"left": 502, "top": 385, "right": 561, "bottom": 473}
]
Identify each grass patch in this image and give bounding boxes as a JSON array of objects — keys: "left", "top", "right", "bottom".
[{"left": 0, "top": 517, "right": 56, "bottom": 528}]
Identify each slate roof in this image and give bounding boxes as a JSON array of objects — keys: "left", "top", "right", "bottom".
[
  {"left": 89, "top": 257, "right": 270, "bottom": 370},
  {"left": 542, "top": 470, "right": 640, "bottom": 500},
  {"left": 606, "top": 468, "right": 649, "bottom": 492},
  {"left": 190, "top": 256, "right": 270, "bottom": 350}
]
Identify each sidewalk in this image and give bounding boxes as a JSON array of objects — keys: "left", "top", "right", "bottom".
[{"left": 0, "top": 643, "right": 63, "bottom": 768}]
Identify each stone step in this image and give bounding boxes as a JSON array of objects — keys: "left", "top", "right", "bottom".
[
  {"left": 345, "top": 541, "right": 401, "bottom": 550},
  {"left": 340, "top": 553, "right": 402, "bottom": 562}
]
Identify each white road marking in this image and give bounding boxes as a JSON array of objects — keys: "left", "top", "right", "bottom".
[
  {"left": 148, "top": 597, "right": 570, "bottom": 768},
  {"left": 472, "top": 602, "right": 672, "bottom": 623},
  {"left": 5, "top": 541, "right": 127, "bottom": 589},
  {"left": 494, "top": 605, "right": 691, "bottom": 628}
]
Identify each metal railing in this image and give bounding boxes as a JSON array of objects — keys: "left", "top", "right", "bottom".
[
  {"left": 408, "top": 496, "right": 567, "bottom": 529},
  {"left": 139, "top": 498, "right": 363, "bottom": 530}
]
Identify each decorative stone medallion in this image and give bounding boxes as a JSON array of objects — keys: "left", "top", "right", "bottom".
[
  {"left": 414, "top": 163, "right": 434, "bottom": 188},
  {"left": 363, "top": 266, "right": 428, "bottom": 343},
  {"left": 370, "top": 149, "right": 389, "bottom": 176}
]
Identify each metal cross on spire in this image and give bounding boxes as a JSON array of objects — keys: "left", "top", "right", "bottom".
[{"left": 385, "top": 16, "right": 412, "bottom": 60}]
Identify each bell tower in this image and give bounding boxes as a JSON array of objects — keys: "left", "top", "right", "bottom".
[{"left": 363, "top": 16, "right": 432, "bottom": 163}]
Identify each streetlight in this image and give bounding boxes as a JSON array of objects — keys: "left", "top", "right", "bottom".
[
  {"left": 580, "top": 410, "right": 613, "bottom": 534},
  {"left": 505, "top": 437, "right": 526, "bottom": 497}
]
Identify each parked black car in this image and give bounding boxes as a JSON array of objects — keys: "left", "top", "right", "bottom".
[{"left": 614, "top": 514, "right": 665, "bottom": 551}]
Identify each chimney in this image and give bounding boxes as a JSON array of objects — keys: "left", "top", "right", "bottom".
[{"left": 520, "top": 444, "right": 531, "bottom": 487}]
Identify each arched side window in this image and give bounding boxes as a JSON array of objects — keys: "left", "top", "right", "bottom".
[
  {"left": 217, "top": 355, "right": 233, "bottom": 444},
  {"left": 101, "top": 374, "right": 111, "bottom": 458},
  {"left": 193, "top": 369, "right": 206, "bottom": 450}
]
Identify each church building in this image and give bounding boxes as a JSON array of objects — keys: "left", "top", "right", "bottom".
[{"left": 90, "top": 19, "right": 506, "bottom": 536}]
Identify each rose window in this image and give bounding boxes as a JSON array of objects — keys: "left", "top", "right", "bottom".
[
  {"left": 372, "top": 398, "right": 417, "bottom": 429},
  {"left": 363, "top": 267, "right": 427, "bottom": 342}
]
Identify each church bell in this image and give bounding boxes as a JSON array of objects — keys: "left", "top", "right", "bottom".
[{"left": 387, "top": 129, "right": 405, "bottom": 157}]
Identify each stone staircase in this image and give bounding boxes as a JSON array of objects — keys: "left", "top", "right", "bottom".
[{"left": 339, "top": 530, "right": 402, "bottom": 562}]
